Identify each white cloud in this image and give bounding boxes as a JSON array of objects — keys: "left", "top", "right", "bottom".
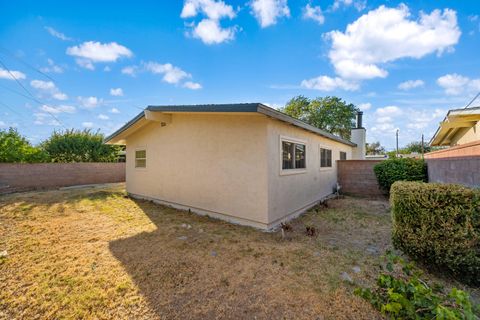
[
  {"left": 78, "top": 96, "right": 102, "bottom": 109},
  {"left": 44, "top": 26, "right": 72, "bottom": 41},
  {"left": 327, "top": 5, "right": 461, "bottom": 80},
  {"left": 358, "top": 102, "right": 371, "bottom": 111},
  {"left": 332, "top": 0, "right": 366, "bottom": 11},
  {"left": 98, "top": 114, "right": 109, "bottom": 120},
  {"left": 437, "top": 73, "right": 480, "bottom": 95},
  {"left": 110, "top": 107, "right": 120, "bottom": 114},
  {"left": 121, "top": 66, "right": 137, "bottom": 76},
  {"left": 30, "top": 80, "right": 68, "bottom": 101},
  {"left": 104, "top": 66, "right": 111, "bottom": 72},
  {"left": 110, "top": 88, "right": 124, "bottom": 96},
  {"left": 192, "top": 19, "right": 236, "bottom": 44},
  {"left": 66, "top": 41, "right": 133, "bottom": 69},
  {"left": 181, "top": 0, "right": 236, "bottom": 20},
  {"left": 301, "top": 75, "right": 359, "bottom": 91},
  {"left": 144, "top": 62, "right": 190, "bottom": 84},
  {"left": 0, "top": 68, "right": 26, "bottom": 80},
  {"left": 40, "top": 59, "right": 63, "bottom": 74},
  {"left": 250, "top": 0, "right": 290, "bottom": 28},
  {"left": 375, "top": 105, "right": 402, "bottom": 117},
  {"left": 40, "top": 104, "right": 76, "bottom": 114},
  {"left": 183, "top": 81, "right": 202, "bottom": 90},
  {"left": 34, "top": 113, "right": 61, "bottom": 126},
  {"left": 82, "top": 122, "right": 94, "bottom": 128},
  {"left": 181, "top": 0, "right": 237, "bottom": 44},
  {"left": 303, "top": 4, "right": 324, "bottom": 25},
  {"left": 398, "top": 79, "right": 425, "bottom": 90}
]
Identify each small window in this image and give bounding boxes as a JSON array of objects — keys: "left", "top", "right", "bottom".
[
  {"left": 320, "top": 148, "right": 332, "bottom": 168},
  {"left": 282, "top": 141, "right": 306, "bottom": 170},
  {"left": 135, "top": 149, "right": 146, "bottom": 168},
  {"left": 340, "top": 151, "right": 347, "bottom": 160}
]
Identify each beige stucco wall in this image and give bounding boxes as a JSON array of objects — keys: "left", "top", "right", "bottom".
[
  {"left": 450, "top": 122, "right": 480, "bottom": 145},
  {"left": 125, "top": 113, "right": 354, "bottom": 229},
  {"left": 266, "top": 119, "right": 353, "bottom": 226},
  {"left": 125, "top": 113, "right": 270, "bottom": 228}
]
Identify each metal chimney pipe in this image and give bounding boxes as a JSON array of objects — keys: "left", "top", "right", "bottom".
[{"left": 356, "top": 111, "right": 363, "bottom": 128}]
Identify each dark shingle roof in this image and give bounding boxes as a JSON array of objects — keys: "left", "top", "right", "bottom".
[{"left": 105, "top": 103, "right": 356, "bottom": 146}]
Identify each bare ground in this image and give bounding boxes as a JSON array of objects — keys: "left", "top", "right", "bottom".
[{"left": 0, "top": 184, "right": 476, "bottom": 319}]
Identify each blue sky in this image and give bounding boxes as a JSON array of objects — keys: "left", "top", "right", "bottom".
[{"left": 0, "top": 0, "right": 479, "bottom": 149}]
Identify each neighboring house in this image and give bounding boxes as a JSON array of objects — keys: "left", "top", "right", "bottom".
[
  {"left": 106, "top": 103, "right": 366, "bottom": 230},
  {"left": 428, "top": 106, "right": 480, "bottom": 158},
  {"left": 426, "top": 106, "right": 480, "bottom": 188}
]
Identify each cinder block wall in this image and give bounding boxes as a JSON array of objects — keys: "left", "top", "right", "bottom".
[
  {"left": 425, "top": 141, "right": 480, "bottom": 188},
  {"left": 337, "top": 160, "right": 384, "bottom": 196},
  {"left": 426, "top": 158, "right": 480, "bottom": 188},
  {"left": 0, "top": 163, "right": 125, "bottom": 194}
]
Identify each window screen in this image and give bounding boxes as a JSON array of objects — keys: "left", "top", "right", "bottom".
[
  {"left": 340, "top": 151, "right": 347, "bottom": 160},
  {"left": 320, "top": 148, "right": 332, "bottom": 168},
  {"left": 282, "top": 141, "right": 306, "bottom": 170},
  {"left": 135, "top": 149, "right": 146, "bottom": 168}
]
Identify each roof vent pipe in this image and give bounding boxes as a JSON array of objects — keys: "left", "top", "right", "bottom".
[{"left": 356, "top": 111, "right": 363, "bottom": 129}]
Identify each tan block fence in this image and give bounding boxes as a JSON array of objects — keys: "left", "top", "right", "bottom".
[
  {"left": 337, "top": 160, "right": 384, "bottom": 196},
  {"left": 0, "top": 163, "right": 126, "bottom": 194}
]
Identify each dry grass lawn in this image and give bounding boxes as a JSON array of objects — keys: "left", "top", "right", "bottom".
[{"left": 0, "top": 184, "right": 476, "bottom": 319}]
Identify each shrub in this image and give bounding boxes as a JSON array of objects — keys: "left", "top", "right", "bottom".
[
  {"left": 41, "top": 129, "right": 121, "bottom": 162},
  {"left": 390, "top": 181, "right": 480, "bottom": 285},
  {"left": 374, "top": 158, "right": 427, "bottom": 192},
  {"left": 355, "top": 251, "right": 479, "bottom": 319},
  {"left": 0, "top": 128, "right": 49, "bottom": 163}
]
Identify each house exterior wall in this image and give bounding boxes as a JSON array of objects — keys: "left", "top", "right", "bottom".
[
  {"left": 266, "top": 119, "right": 353, "bottom": 226},
  {"left": 125, "top": 113, "right": 270, "bottom": 228},
  {"left": 450, "top": 122, "right": 480, "bottom": 146}
]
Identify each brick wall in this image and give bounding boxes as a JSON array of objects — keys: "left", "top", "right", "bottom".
[
  {"left": 426, "top": 157, "right": 480, "bottom": 188},
  {"left": 337, "top": 160, "right": 384, "bottom": 196},
  {"left": 0, "top": 163, "right": 125, "bottom": 194},
  {"left": 425, "top": 141, "right": 480, "bottom": 188}
]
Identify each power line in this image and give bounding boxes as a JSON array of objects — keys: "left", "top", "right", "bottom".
[
  {"left": 0, "top": 59, "right": 66, "bottom": 129},
  {"left": 0, "top": 46, "right": 56, "bottom": 83},
  {"left": 0, "top": 99, "right": 24, "bottom": 117},
  {"left": 463, "top": 91, "right": 480, "bottom": 109}
]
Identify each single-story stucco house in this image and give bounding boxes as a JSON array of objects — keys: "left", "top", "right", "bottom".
[{"left": 106, "top": 103, "right": 366, "bottom": 230}]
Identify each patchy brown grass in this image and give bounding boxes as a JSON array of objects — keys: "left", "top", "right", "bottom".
[{"left": 0, "top": 185, "right": 475, "bottom": 319}]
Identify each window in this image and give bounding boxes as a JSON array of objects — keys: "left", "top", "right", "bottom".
[
  {"left": 340, "top": 151, "right": 347, "bottom": 160},
  {"left": 282, "top": 140, "right": 306, "bottom": 170},
  {"left": 135, "top": 149, "right": 146, "bottom": 168},
  {"left": 320, "top": 148, "right": 332, "bottom": 168}
]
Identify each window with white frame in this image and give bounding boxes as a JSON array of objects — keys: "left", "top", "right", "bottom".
[
  {"left": 135, "top": 149, "right": 146, "bottom": 168},
  {"left": 320, "top": 148, "right": 332, "bottom": 168},
  {"left": 282, "top": 140, "right": 306, "bottom": 170},
  {"left": 340, "top": 151, "right": 347, "bottom": 160}
]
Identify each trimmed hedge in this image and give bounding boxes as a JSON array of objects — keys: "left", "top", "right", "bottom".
[
  {"left": 391, "top": 181, "right": 480, "bottom": 285},
  {"left": 374, "top": 158, "right": 427, "bottom": 192}
]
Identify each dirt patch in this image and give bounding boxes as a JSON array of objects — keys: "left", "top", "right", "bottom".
[{"left": 0, "top": 185, "right": 475, "bottom": 319}]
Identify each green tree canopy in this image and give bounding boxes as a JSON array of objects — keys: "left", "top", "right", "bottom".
[
  {"left": 403, "top": 141, "right": 431, "bottom": 154},
  {"left": 366, "top": 141, "right": 386, "bottom": 155},
  {"left": 281, "top": 96, "right": 358, "bottom": 140},
  {"left": 0, "top": 128, "right": 48, "bottom": 163},
  {"left": 41, "top": 129, "right": 121, "bottom": 163}
]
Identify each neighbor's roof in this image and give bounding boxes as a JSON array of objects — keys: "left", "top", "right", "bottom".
[
  {"left": 105, "top": 103, "right": 356, "bottom": 146},
  {"left": 430, "top": 106, "right": 480, "bottom": 146}
]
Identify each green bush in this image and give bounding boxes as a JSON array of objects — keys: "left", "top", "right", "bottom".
[
  {"left": 41, "top": 129, "right": 121, "bottom": 162},
  {"left": 0, "top": 128, "right": 49, "bottom": 163},
  {"left": 374, "top": 158, "right": 427, "bottom": 192},
  {"left": 355, "top": 251, "right": 479, "bottom": 319},
  {"left": 391, "top": 181, "right": 480, "bottom": 285}
]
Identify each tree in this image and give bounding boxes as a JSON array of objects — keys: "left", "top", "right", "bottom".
[
  {"left": 41, "top": 129, "right": 121, "bottom": 162},
  {"left": 366, "top": 141, "right": 386, "bottom": 155},
  {"left": 404, "top": 141, "right": 431, "bottom": 154},
  {"left": 0, "top": 128, "right": 49, "bottom": 163},
  {"left": 282, "top": 95, "right": 358, "bottom": 140}
]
